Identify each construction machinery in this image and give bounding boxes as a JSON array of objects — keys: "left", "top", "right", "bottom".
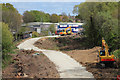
[
  {"left": 59, "top": 27, "right": 73, "bottom": 36},
  {"left": 98, "top": 38, "right": 116, "bottom": 67}
]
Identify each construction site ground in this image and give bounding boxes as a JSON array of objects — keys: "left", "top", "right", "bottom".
[
  {"left": 34, "top": 35, "right": 120, "bottom": 79},
  {"left": 2, "top": 49, "right": 59, "bottom": 78}
]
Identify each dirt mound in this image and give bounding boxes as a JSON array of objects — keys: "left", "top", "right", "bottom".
[
  {"left": 34, "top": 38, "right": 58, "bottom": 50},
  {"left": 63, "top": 47, "right": 101, "bottom": 63},
  {"left": 63, "top": 47, "right": 120, "bottom": 79},
  {"left": 34, "top": 36, "right": 92, "bottom": 51},
  {"left": 83, "top": 62, "right": 120, "bottom": 79},
  {"left": 2, "top": 50, "right": 59, "bottom": 78}
]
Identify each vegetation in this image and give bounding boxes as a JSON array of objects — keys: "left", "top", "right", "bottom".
[
  {"left": 23, "top": 10, "right": 72, "bottom": 23},
  {"left": 23, "top": 11, "right": 61, "bottom": 23},
  {"left": 2, "top": 22, "right": 13, "bottom": 52},
  {"left": 113, "top": 49, "right": 120, "bottom": 59},
  {"left": 23, "top": 11, "right": 35, "bottom": 23},
  {"left": 50, "top": 14, "right": 60, "bottom": 23},
  {"left": 18, "top": 27, "right": 30, "bottom": 35},
  {"left": 73, "top": 2, "right": 119, "bottom": 51},
  {"left": 62, "top": 16, "right": 69, "bottom": 22},
  {"left": 23, "top": 10, "right": 51, "bottom": 23},
  {"left": 1, "top": 3, "right": 23, "bottom": 68},
  {"left": 2, "top": 3, "right": 22, "bottom": 32},
  {"left": 48, "top": 24, "right": 56, "bottom": 33},
  {"left": 60, "top": 12, "right": 69, "bottom": 22},
  {"left": 40, "top": 27, "right": 49, "bottom": 36},
  {"left": 1, "top": 22, "right": 14, "bottom": 68},
  {"left": 32, "top": 31, "right": 39, "bottom": 38}
]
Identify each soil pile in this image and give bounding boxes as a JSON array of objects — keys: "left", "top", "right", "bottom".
[{"left": 2, "top": 50, "right": 59, "bottom": 78}]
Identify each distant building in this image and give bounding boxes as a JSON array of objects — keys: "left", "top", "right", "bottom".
[
  {"left": 22, "top": 22, "right": 84, "bottom": 34},
  {"left": 22, "top": 22, "right": 58, "bottom": 33}
]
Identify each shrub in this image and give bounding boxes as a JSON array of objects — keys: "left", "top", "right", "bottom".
[
  {"left": 40, "top": 30, "right": 49, "bottom": 36},
  {"left": 113, "top": 49, "right": 120, "bottom": 59},
  {"left": 32, "top": 31, "right": 39, "bottom": 38},
  {"left": 1, "top": 22, "right": 13, "bottom": 68},
  {"left": 1, "top": 22, "right": 13, "bottom": 51},
  {"left": 48, "top": 24, "right": 56, "bottom": 33}
]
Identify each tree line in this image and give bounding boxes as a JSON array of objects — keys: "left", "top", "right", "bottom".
[
  {"left": 23, "top": 10, "right": 69, "bottom": 23},
  {"left": 73, "top": 2, "right": 119, "bottom": 55}
]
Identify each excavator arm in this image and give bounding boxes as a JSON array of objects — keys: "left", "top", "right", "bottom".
[
  {"left": 98, "top": 38, "right": 115, "bottom": 65},
  {"left": 102, "top": 38, "right": 109, "bottom": 56}
]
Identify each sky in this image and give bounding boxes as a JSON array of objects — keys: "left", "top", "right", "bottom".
[
  {"left": 1, "top": 0, "right": 118, "bottom": 16},
  {"left": 10, "top": 2, "right": 81, "bottom": 16},
  {"left": 0, "top": 1, "right": 85, "bottom": 16}
]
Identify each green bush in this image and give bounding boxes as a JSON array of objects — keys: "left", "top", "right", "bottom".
[
  {"left": 32, "top": 31, "right": 39, "bottom": 38},
  {"left": 1, "top": 22, "right": 13, "bottom": 68},
  {"left": 1, "top": 22, "right": 13, "bottom": 51},
  {"left": 113, "top": 49, "right": 120, "bottom": 59},
  {"left": 40, "top": 30, "right": 49, "bottom": 36},
  {"left": 48, "top": 24, "right": 56, "bottom": 33}
]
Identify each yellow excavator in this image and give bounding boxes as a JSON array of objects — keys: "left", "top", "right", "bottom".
[
  {"left": 98, "top": 38, "right": 116, "bottom": 67},
  {"left": 59, "top": 26, "right": 73, "bottom": 36}
]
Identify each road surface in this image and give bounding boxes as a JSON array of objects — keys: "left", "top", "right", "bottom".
[{"left": 17, "top": 36, "right": 94, "bottom": 78}]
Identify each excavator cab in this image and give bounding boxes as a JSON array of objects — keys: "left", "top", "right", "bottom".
[{"left": 100, "top": 50, "right": 105, "bottom": 56}]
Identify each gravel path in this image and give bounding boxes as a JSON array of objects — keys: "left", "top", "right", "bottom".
[{"left": 17, "top": 36, "right": 94, "bottom": 78}]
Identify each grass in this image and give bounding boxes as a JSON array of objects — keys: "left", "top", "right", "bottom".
[{"left": 2, "top": 53, "right": 12, "bottom": 69}]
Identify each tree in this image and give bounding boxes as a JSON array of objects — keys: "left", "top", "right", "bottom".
[
  {"left": 60, "top": 12, "right": 69, "bottom": 22},
  {"left": 23, "top": 10, "right": 51, "bottom": 23},
  {"left": 2, "top": 3, "right": 22, "bottom": 32},
  {"left": 23, "top": 11, "right": 35, "bottom": 23},
  {"left": 48, "top": 24, "right": 56, "bottom": 33},
  {"left": 50, "top": 14, "right": 59, "bottom": 23},
  {"left": 73, "top": 2, "right": 118, "bottom": 49},
  {"left": 44, "top": 13, "right": 50, "bottom": 22},
  {"left": 57, "top": 16, "right": 62, "bottom": 22},
  {"left": 62, "top": 16, "right": 69, "bottom": 22}
]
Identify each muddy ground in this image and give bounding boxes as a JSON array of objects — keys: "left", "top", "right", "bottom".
[
  {"left": 2, "top": 50, "right": 59, "bottom": 78},
  {"left": 34, "top": 36, "right": 120, "bottom": 79}
]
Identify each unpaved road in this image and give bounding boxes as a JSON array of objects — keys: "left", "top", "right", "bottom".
[{"left": 17, "top": 36, "right": 94, "bottom": 78}]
